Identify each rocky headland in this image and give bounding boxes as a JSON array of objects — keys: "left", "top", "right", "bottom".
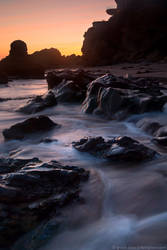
[{"left": 82, "top": 0, "right": 167, "bottom": 65}]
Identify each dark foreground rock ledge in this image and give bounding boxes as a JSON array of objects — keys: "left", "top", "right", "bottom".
[
  {"left": 73, "top": 136, "right": 157, "bottom": 162},
  {"left": 18, "top": 91, "right": 57, "bottom": 114},
  {"left": 0, "top": 158, "right": 89, "bottom": 249},
  {"left": 3, "top": 116, "right": 59, "bottom": 140},
  {"left": 82, "top": 74, "right": 167, "bottom": 119},
  {"left": 46, "top": 69, "right": 102, "bottom": 103}
]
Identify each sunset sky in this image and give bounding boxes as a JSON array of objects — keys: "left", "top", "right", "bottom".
[{"left": 0, "top": 0, "right": 116, "bottom": 59}]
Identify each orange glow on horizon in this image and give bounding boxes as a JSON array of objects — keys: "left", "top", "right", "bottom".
[{"left": 0, "top": 0, "right": 116, "bottom": 59}]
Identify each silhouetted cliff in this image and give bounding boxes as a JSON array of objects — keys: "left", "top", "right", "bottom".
[
  {"left": 0, "top": 41, "right": 82, "bottom": 79},
  {"left": 82, "top": 0, "right": 167, "bottom": 65}
]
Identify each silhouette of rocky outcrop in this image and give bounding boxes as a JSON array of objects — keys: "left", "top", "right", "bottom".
[
  {"left": 30, "top": 48, "right": 64, "bottom": 69},
  {"left": 82, "top": 0, "right": 167, "bottom": 65},
  {"left": 9, "top": 40, "right": 28, "bottom": 57},
  {"left": 0, "top": 41, "right": 82, "bottom": 79},
  {"left": 0, "top": 40, "right": 45, "bottom": 79}
]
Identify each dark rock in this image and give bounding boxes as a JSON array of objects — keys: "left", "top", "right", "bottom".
[
  {"left": 46, "top": 70, "right": 102, "bottom": 103},
  {"left": 0, "top": 40, "right": 44, "bottom": 79},
  {"left": 155, "top": 126, "right": 167, "bottom": 138},
  {"left": 0, "top": 158, "right": 40, "bottom": 174},
  {"left": 153, "top": 136, "right": 167, "bottom": 146},
  {"left": 153, "top": 126, "right": 167, "bottom": 146},
  {"left": 0, "top": 159, "right": 89, "bottom": 248},
  {"left": 9, "top": 40, "right": 28, "bottom": 57},
  {"left": 30, "top": 48, "right": 64, "bottom": 70},
  {"left": 73, "top": 136, "right": 157, "bottom": 162},
  {"left": 53, "top": 80, "right": 85, "bottom": 103},
  {"left": 46, "top": 69, "right": 98, "bottom": 103},
  {"left": 18, "top": 91, "right": 57, "bottom": 114},
  {"left": 40, "top": 138, "right": 58, "bottom": 143},
  {"left": 136, "top": 118, "right": 162, "bottom": 135},
  {"left": 82, "top": 0, "right": 167, "bottom": 65},
  {"left": 3, "top": 116, "right": 59, "bottom": 140},
  {"left": 46, "top": 69, "right": 95, "bottom": 90},
  {"left": 82, "top": 74, "right": 167, "bottom": 119},
  {"left": 0, "top": 72, "right": 8, "bottom": 84}
]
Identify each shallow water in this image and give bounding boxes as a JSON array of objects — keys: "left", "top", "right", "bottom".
[{"left": 1, "top": 80, "right": 167, "bottom": 249}]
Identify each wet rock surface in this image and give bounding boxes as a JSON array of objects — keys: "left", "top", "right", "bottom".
[
  {"left": 0, "top": 158, "right": 89, "bottom": 248},
  {"left": 46, "top": 69, "right": 101, "bottom": 103},
  {"left": 18, "top": 91, "right": 57, "bottom": 114},
  {"left": 46, "top": 69, "right": 95, "bottom": 90},
  {"left": 82, "top": 74, "right": 167, "bottom": 119},
  {"left": 73, "top": 136, "right": 157, "bottom": 162},
  {"left": 3, "top": 116, "right": 59, "bottom": 140},
  {"left": 136, "top": 118, "right": 162, "bottom": 136},
  {"left": 153, "top": 126, "right": 167, "bottom": 146}
]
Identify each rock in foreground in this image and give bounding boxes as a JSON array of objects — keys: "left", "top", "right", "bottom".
[
  {"left": 82, "top": 74, "right": 167, "bottom": 119},
  {"left": 18, "top": 91, "right": 57, "bottom": 114},
  {"left": 0, "top": 158, "right": 89, "bottom": 248},
  {"left": 46, "top": 69, "right": 100, "bottom": 103},
  {"left": 73, "top": 136, "right": 157, "bottom": 162},
  {"left": 3, "top": 115, "right": 59, "bottom": 140}
]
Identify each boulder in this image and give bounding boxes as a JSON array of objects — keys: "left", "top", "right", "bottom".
[
  {"left": 3, "top": 116, "right": 59, "bottom": 140},
  {"left": 46, "top": 69, "right": 95, "bottom": 90},
  {"left": 136, "top": 118, "right": 162, "bottom": 135},
  {"left": 18, "top": 91, "right": 57, "bottom": 114},
  {"left": 52, "top": 80, "right": 86, "bottom": 103},
  {"left": 82, "top": 74, "right": 167, "bottom": 119},
  {"left": 46, "top": 69, "right": 99, "bottom": 103},
  {"left": 155, "top": 126, "right": 167, "bottom": 138},
  {"left": 153, "top": 136, "right": 167, "bottom": 146},
  {"left": 73, "top": 136, "right": 157, "bottom": 162},
  {"left": 153, "top": 126, "right": 167, "bottom": 146},
  {"left": 0, "top": 158, "right": 89, "bottom": 248},
  {"left": 0, "top": 157, "right": 40, "bottom": 174}
]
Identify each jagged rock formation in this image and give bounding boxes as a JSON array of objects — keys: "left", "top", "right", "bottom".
[
  {"left": 73, "top": 136, "right": 157, "bottom": 162},
  {"left": 0, "top": 158, "right": 89, "bottom": 248},
  {"left": 82, "top": 74, "right": 167, "bottom": 119},
  {"left": 82, "top": 0, "right": 167, "bottom": 65},
  {"left": 0, "top": 41, "right": 82, "bottom": 79}
]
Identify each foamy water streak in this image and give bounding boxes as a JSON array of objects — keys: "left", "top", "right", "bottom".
[{"left": 1, "top": 79, "right": 167, "bottom": 249}]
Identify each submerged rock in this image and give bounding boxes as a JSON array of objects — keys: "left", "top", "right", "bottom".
[
  {"left": 3, "top": 116, "right": 59, "bottom": 140},
  {"left": 18, "top": 91, "right": 57, "bottom": 114},
  {"left": 136, "top": 118, "right": 162, "bottom": 135},
  {"left": 0, "top": 158, "right": 89, "bottom": 248},
  {"left": 153, "top": 126, "right": 167, "bottom": 146},
  {"left": 73, "top": 136, "right": 157, "bottom": 162},
  {"left": 82, "top": 74, "right": 167, "bottom": 119},
  {"left": 153, "top": 136, "right": 167, "bottom": 147}
]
